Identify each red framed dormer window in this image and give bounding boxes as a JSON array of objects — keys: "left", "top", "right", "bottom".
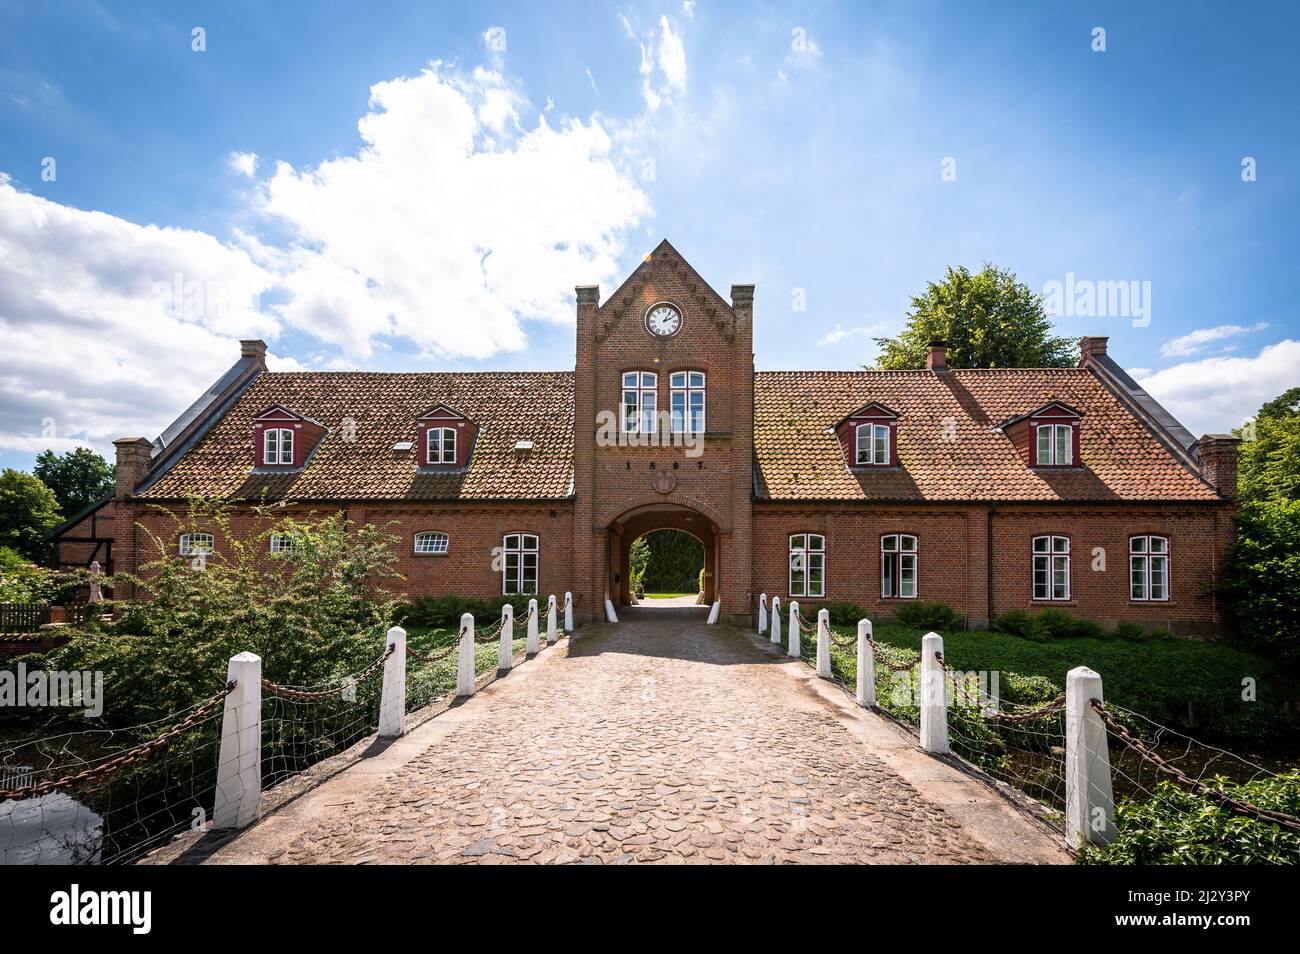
[
  {"left": 1028, "top": 404, "right": 1081, "bottom": 468},
  {"left": 263, "top": 427, "right": 294, "bottom": 465},
  {"left": 426, "top": 426, "right": 456, "bottom": 464},
  {"left": 416, "top": 403, "right": 476, "bottom": 469},
  {"left": 252, "top": 404, "right": 325, "bottom": 469},
  {"left": 835, "top": 402, "right": 900, "bottom": 469}
]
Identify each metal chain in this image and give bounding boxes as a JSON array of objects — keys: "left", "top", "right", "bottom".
[
  {"left": 793, "top": 608, "right": 818, "bottom": 635},
  {"left": 1091, "top": 700, "right": 1300, "bottom": 832},
  {"left": 0, "top": 681, "right": 237, "bottom": 801},
  {"left": 406, "top": 642, "right": 457, "bottom": 664},
  {"left": 261, "top": 645, "right": 395, "bottom": 701},
  {"left": 986, "top": 695, "right": 1066, "bottom": 723}
]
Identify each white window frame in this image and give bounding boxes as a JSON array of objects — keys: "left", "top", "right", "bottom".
[
  {"left": 855, "top": 423, "right": 890, "bottom": 465},
  {"left": 1032, "top": 535, "right": 1071, "bottom": 601},
  {"left": 881, "top": 534, "right": 918, "bottom": 599},
  {"left": 1129, "top": 535, "right": 1169, "bottom": 602},
  {"left": 669, "top": 371, "right": 706, "bottom": 434},
  {"left": 414, "top": 531, "right": 450, "bottom": 555},
  {"left": 621, "top": 372, "right": 658, "bottom": 435},
  {"left": 269, "top": 532, "right": 295, "bottom": 554},
  {"left": 1035, "top": 423, "right": 1073, "bottom": 466},
  {"left": 179, "top": 532, "right": 215, "bottom": 557},
  {"left": 264, "top": 427, "right": 294, "bottom": 465},
  {"left": 426, "top": 426, "right": 456, "bottom": 465},
  {"left": 502, "top": 533, "right": 540, "bottom": 595},
  {"left": 788, "top": 533, "right": 826, "bottom": 598}
]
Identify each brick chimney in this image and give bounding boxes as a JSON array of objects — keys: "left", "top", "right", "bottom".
[
  {"left": 113, "top": 437, "right": 154, "bottom": 499},
  {"left": 926, "top": 341, "right": 948, "bottom": 372},
  {"left": 1078, "top": 336, "right": 1109, "bottom": 366},
  {"left": 240, "top": 339, "right": 268, "bottom": 366},
  {"left": 1195, "top": 434, "right": 1241, "bottom": 500}
]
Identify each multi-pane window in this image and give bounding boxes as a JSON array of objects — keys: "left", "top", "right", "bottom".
[
  {"left": 855, "top": 423, "right": 890, "bottom": 465},
  {"left": 881, "top": 534, "right": 918, "bottom": 599},
  {"left": 426, "top": 427, "right": 456, "bottom": 464},
  {"left": 621, "top": 372, "right": 658, "bottom": 434},
  {"left": 269, "top": 533, "right": 295, "bottom": 553},
  {"left": 669, "top": 371, "right": 706, "bottom": 434},
  {"left": 502, "top": 533, "right": 539, "bottom": 595},
  {"left": 1130, "top": 535, "right": 1169, "bottom": 601},
  {"left": 414, "top": 531, "right": 450, "bottom": 555},
  {"left": 179, "top": 532, "right": 214, "bottom": 556},
  {"left": 788, "top": 533, "right": 825, "bottom": 598},
  {"left": 264, "top": 427, "right": 294, "bottom": 465},
  {"left": 1036, "top": 424, "right": 1073, "bottom": 466},
  {"left": 1032, "top": 535, "right": 1071, "bottom": 600}
]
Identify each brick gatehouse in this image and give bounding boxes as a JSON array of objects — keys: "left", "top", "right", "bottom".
[{"left": 49, "top": 241, "right": 1238, "bottom": 633}]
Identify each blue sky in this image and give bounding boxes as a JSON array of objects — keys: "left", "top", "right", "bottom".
[{"left": 1, "top": 0, "right": 1297, "bottom": 472}]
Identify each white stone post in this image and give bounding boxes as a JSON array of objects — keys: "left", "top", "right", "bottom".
[
  {"left": 919, "top": 632, "right": 950, "bottom": 754},
  {"left": 547, "top": 595, "right": 558, "bottom": 644},
  {"left": 456, "top": 613, "right": 476, "bottom": 697},
  {"left": 816, "top": 609, "right": 831, "bottom": 678},
  {"left": 856, "top": 619, "right": 876, "bottom": 708},
  {"left": 564, "top": 592, "right": 574, "bottom": 632},
  {"left": 498, "top": 604, "right": 515, "bottom": 671},
  {"left": 787, "top": 600, "right": 800, "bottom": 658},
  {"left": 757, "top": 593, "right": 768, "bottom": 635},
  {"left": 213, "top": 652, "right": 262, "bottom": 829},
  {"left": 1066, "top": 666, "right": 1116, "bottom": 848},
  {"left": 526, "top": 598, "right": 540, "bottom": 653},
  {"left": 377, "top": 626, "right": 406, "bottom": 738},
  {"left": 770, "top": 596, "right": 782, "bottom": 646},
  {"left": 604, "top": 598, "right": 618, "bottom": 623},
  {"left": 707, "top": 601, "right": 721, "bottom": 624}
]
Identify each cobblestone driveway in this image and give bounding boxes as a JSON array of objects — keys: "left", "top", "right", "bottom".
[{"left": 192, "top": 609, "right": 1066, "bottom": 865}]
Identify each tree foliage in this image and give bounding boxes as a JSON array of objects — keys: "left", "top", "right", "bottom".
[
  {"left": 0, "top": 468, "right": 62, "bottom": 560},
  {"left": 873, "top": 263, "right": 1076, "bottom": 370},
  {"left": 638, "top": 529, "right": 704, "bottom": 593},
  {"left": 34, "top": 447, "right": 115, "bottom": 517}
]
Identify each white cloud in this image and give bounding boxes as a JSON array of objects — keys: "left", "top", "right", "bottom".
[
  {"left": 0, "top": 175, "right": 278, "bottom": 456},
  {"left": 228, "top": 151, "right": 258, "bottom": 177},
  {"left": 1136, "top": 339, "right": 1300, "bottom": 436},
  {"left": 818, "top": 323, "right": 883, "bottom": 346},
  {"left": 634, "top": 15, "right": 688, "bottom": 112},
  {"left": 1159, "top": 322, "right": 1268, "bottom": 358}
]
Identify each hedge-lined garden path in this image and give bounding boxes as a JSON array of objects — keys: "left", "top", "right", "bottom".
[{"left": 181, "top": 607, "right": 1067, "bottom": 864}]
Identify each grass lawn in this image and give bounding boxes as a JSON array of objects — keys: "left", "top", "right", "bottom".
[
  {"left": 402, "top": 626, "right": 541, "bottom": 713},
  {"left": 834, "top": 622, "right": 1298, "bottom": 751}
]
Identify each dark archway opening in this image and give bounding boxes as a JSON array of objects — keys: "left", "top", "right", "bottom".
[
  {"left": 632, "top": 529, "right": 705, "bottom": 602},
  {"left": 605, "top": 503, "right": 719, "bottom": 609}
]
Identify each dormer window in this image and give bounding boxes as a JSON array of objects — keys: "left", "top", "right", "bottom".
[
  {"left": 996, "top": 402, "right": 1083, "bottom": 470},
  {"left": 836, "top": 402, "right": 900, "bottom": 469},
  {"left": 1036, "top": 424, "right": 1073, "bottom": 466},
  {"left": 264, "top": 428, "right": 294, "bottom": 465},
  {"left": 426, "top": 426, "right": 456, "bottom": 465}
]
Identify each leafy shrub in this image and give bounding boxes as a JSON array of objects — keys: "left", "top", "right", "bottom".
[
  {"left": 1028, "top": 608, "right": 1076, "bottom": 640},
  {"left": 1113, "top": 620, "right": 1148, "bottom": 641},
  {"left": 995, "top": 608, "right": 1106, "bottom": 641},
  {"left": 638, "top": 529, "right": 704, "bottom": 593},
  {"left": 997, "top": 672, "right": 1062, "bottom": 708},
  {"left": 397, "top": 593, "right": 533, "bottom": 630},
  {"left": 1067, "top": 616, "right": 1107, "bottom": 640},
  {"left": 991, "top": 609, "right": 1033, "bottom": 638},
  {"left": 1079, "top": 771, "right": 1300, "bottom": 865},
  {"left": 816, "top": 600, "right": 869, "bottom": 627},
  {"left": 893, "top": 600, "right": 962, "bottom": 631}
]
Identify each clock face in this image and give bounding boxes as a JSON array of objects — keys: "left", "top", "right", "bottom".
[{"left": 645, "top": 302, "right": 683, "bottom": 338}]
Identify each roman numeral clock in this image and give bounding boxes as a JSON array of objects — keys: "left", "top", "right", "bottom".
[{"left": 645, "top": 302, "right": 683, "bottom": 338}]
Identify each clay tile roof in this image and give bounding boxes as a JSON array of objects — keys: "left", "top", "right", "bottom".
[
  {"left": 139, "top": 372, "right": 574, "bottom": 501},
  {"left": 753, "top": 369, "right": 1218, "bottom": 502}
]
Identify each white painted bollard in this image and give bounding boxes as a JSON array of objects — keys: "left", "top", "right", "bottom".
[
  {"left": 526, "top": 598, "right": 540, "bottom": 654},
  {"left": 213, "top": 652, "right": 262, "bottom": 829},
  {"left": 816, "top": 609, "right": 831, "bottom": 678},
  {"left": 707, "top": 600, "right": 721, "bottom": 624},
  {"left": 770, "top": 596, "right": 782, "bottom": 646},
  {"left": 787, "top": 600, "right": 800, "bottom": 658},
  {"left": 498, "top": 604, "right": 515, "bottom": 671},
  {"left": 378, "top": 626, "right": 406, "bottom": 738},
  {"left": 1066, "top": 666, "right": 1116, "bottom": 848},
  {"left": 919, "top": 632, "right": 950, "bottom": 754},
  {"left": 757, "top": 593, "right": 768, "bottom": 635},
  {"left": 564, "top": 592, "right": 574, "bottom": 632},
  {"left": 456, "top": 613, "right": 476, "bottom": 697},
  {"left": 605, "top": 598, "right": 618, "bottom": 623},
  {"left": 547, "top": 595, "right": 558, "bottom": 644},
  {"left": 856, "top": 619, "right": 876, "bottom": 707}
]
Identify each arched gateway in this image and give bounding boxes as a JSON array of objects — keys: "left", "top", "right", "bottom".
[{"left": 604, "top": 501, "right": 720, "bottom": 607}]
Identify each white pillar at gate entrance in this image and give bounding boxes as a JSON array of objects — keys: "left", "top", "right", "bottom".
[
  {"left": 456, "top": 614, "right": 476, "bottom": 698},
  {"left": 564, "top": 592, "right": 574, "bottom": 632},
  {"left": 919, "top": 632, "right": 949, "bottom": 754},
  {"left": 498, "top": 604, "right": 515, "bottom": 670},
  {"left": 1066, "top": 666, "right": 1115, "bottom": 848},
  {"left": 770, "top": 596, "right": 782, "bottom": 646},
  {"left": 816, "top": 609, "right": 831, "bottom": 677},
  {"left": 213, "top": 652, "right": 262, "bottom": 829},
  {"left": 856, "top": 619, "right": 876, "bottom": 707},
  {"left": 378, "top": 626, "right": 406, "bottom": 738},
  {"left": 604, "top": 598, "right": 618, "bottom": 623},
  {"left": 707, "top": 601, "right": 721, "bottom": 624},
  {"left": 546, "top": 595, "right": 557, "bottom": 644},
  {"left": 757, "top": 593, "right": 768, "bottom": 635},
  {"left": 787, "top": 600, "right": 800, "bottom": 658},
  {"left": 526, "top": 599, "right": 540, "bottom": 653}
]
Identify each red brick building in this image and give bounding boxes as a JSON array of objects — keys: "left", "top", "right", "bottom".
[{"left": 49, "top": 241, "right": 1238, "bottom": 633}]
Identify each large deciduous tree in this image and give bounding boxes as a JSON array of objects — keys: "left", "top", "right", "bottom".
[
  {"left": 873, "top": 263, "right": 1076, "bottom": 370},
  {"left": 34, "top": 447, "right": 116, "bottom": 517},
  {"left": 0, "top": 469, "right": 62, "bottom": 560}
]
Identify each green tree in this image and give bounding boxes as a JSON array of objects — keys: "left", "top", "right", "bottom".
[
  {"left": 0, "top": 469, "right": 62, "bottom": 560},
  {"left": 873, "top": 263, "right": 1076, "bottom": 370},
  {"left": 641, "top": 529, "right": 705, "bottom": 593},
  {"left": 34, "top": 447, "right": 116, "bottom": 516},
  {"left": 629, "top": 537, "right": 650, "bottom": 594}
]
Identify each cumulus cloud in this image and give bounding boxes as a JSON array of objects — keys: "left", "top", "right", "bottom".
[
  {"left": 1137, "top": 339, "right": 1300, "bottom": 436},
  {"left": 1159, "top": 322, "right": 1268, "bottom": 358},
  {"left": 636, "top": 15, "right": 688, "bottom": 112},
  {"left": 228, "top": 151, "right": 258, "bottom": 177}
]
